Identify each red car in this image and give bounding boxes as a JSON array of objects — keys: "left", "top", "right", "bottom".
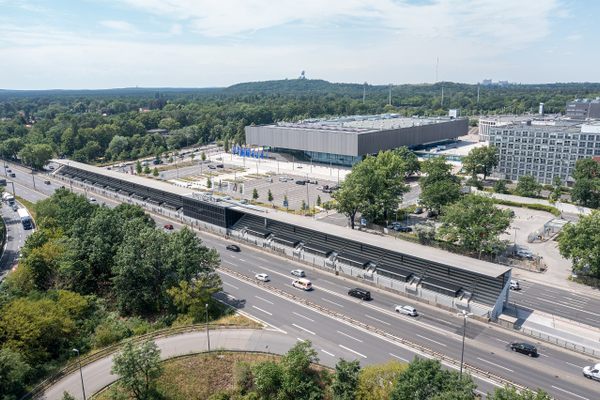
[{"left": 163, "top": 224, "right": 174, "bottom": 230}]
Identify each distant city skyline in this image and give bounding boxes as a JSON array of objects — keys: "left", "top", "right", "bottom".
[{"left": 1, "top": 0, "right": 598, "bottom": 89}]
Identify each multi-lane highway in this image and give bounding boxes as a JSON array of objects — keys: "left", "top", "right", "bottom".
[
  {"left": 3, "top": 161, "right": 600, "bottom": 399},
  {"left": 0, "top": 198, "right": 33, "bottom": 280}
]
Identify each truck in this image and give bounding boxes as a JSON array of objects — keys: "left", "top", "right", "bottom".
[
  {"left": 2, "top": 192, "right": 15, "bottom": 205},
  {"left": 17, "top": 208, "right": 33, "bottom": 230}
]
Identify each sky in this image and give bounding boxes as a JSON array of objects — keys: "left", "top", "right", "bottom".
[{"left": 0, "top": 0, "right": 598, "bottom": 89}]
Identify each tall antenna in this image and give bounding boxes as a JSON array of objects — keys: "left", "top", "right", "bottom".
[
  {"left": 435, "top": 57, "right": 439, "bottom": 82},
  {"left": 388, "top": 84, "right": 392, "bottom": 106}
]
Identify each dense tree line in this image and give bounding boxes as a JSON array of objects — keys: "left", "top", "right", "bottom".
[
  {"left": 1, "top": 80, "right": 600, "bottom": 167},
  {"left": 0, "top": 189, "right": 220, "bottom": 400}
]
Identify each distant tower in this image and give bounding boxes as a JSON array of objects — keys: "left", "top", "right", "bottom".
[
  {"left": 539, "top": 102, "right": 544, "bottom": 115},
  {"left": 299, "top": 70, "right": 306, "bottom": 80}
]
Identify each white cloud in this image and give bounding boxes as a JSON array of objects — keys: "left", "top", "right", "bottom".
[
  {"left": 169, "top": 24, "right": 183, "bottom": 35},
  {"left": 99, "top": 20, "right": 139, "bottom": 34}
]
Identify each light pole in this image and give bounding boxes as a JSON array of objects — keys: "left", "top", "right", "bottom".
[
  {"left": 205, "top": 303, "right": 211, "bottom": 352},
  {"left": 7, "top": 181, "right": 15, "bottom": 196},
  {"left": 72, "top": 348, "right": 87, "bottom": 400},
  {"left": 458, "top": 310, "right": 472, "bottom": 379},
  {"left": 31, "top": 169, "right": 36, "bottom": 190},
  {"left": 512, "top": 227, "right": 520, "bottom": 253}
]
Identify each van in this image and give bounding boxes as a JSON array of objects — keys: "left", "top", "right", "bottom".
[
  {"left": 292, "top": 278, "right": 312, "bottom": 291},
  {"left": 348, "top": 288, "right": 371, "bottom": 301}
]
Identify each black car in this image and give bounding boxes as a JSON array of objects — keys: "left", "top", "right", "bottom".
[
  {"left": 510, "top": 342, "right": 538, "bottom": 357},
  {"left": 348, "top": 288, "right": 372, "bottom": 301},
  {"left": 216, "top": 164, "right": 224, "bottom": 168},
  {"left": 394, "top": 225, "right": 412, "bottom": 233},
  {"left": 226, "top": 244, "right": 241, "bottom": 252},
  {"left": 295, "top": 180, "right": 306, "bottom": 185}
]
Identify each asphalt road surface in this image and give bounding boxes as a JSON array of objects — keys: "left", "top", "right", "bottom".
[
  {"left": 0, "top": 200, "right": 33, "bottom": 280},
  {"left": 5, "top": 161, "right": 600, "bottom": 400}
]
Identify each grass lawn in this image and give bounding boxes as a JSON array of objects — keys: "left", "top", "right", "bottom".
[{"left": 95, "top": 352, "right": 278, "bottom": 400}]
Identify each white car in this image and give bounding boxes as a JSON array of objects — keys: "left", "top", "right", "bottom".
[
  {"left": 509, "top": 280, "right": 521, "bottom": 290},
  {"left": 255, "top": 273, "right": 270, "bottom": 282},
  {"left": 583, "top": 363, "right": 600, "bottom": 381},
  {"left": 395, "top": 305, "right": 418, "bottom": 317},
  {"left": 291, "top": 269, "right": 306, "bottom": 277},
  {"left": 88, "top": 197, "right": 97, "bottom": 203}
]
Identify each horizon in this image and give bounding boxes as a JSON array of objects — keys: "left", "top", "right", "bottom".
[{"left": 1, "top": 1, "right": 599, "bottom": 89}]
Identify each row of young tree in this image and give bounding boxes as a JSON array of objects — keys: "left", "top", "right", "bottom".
[
  {"left": 0, "top": 189, "right": 221, "bottom": 400},
  {"left": 105, "top": 339, "right": 551, "bottom": 400}
]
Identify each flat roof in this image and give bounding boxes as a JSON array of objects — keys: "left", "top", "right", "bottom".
[
  {"left": 234, "top": 206, "right": 511, "bottom": 279},
  {"left": 258, "top": 114, "right": 465, "bottom": 135}
]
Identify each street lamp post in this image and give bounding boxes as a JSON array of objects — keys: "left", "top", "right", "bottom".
[
  {"left": 72, "top": 348, "right": 87, "bottom": 400},
  {"left": 458, "top": 310, "right": 472, "bottom": 379},
  {"left": 205, "top": 303, "right": 211, "bottom": 352},
  {"left": 7, "top": 181, "right": 15, "bottom": 196}
]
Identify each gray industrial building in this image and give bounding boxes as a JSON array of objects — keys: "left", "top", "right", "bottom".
[
  {"left": 245, "top": 114, "right": 468, "bottom": 166},
  {"left": 566, "top": 98, "right": 600, "bottom": 120},
  {"left": 488, "top": 120, "right": 600, "bottom": 184}
]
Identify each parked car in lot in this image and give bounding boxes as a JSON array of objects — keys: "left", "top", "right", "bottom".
[
  {"left": 583, "top": 363, "right": 600, "bottom": 381},
  {"left": 394, "top": 225, "right": 412, "bottom": 232},
  {"left": 308, "top": 179, "right": 318, "bottom": 184},
  {"left": 516, "top": 248, "right": 535, "bottom": 260},
  {"left": 291, "top": 269, "right": 306, "bottom": 277},
  {"left": 88, "top": 197, "right": 97, "bottom": 203},
  {"left": 413, "top": 207, "right": 424, "bottom": 214},
  {"left": 348, "top": 287, "right": 371, "bottom": 300},
  {"left": 226, "top": 244, "right": 241, "bottom": 252},
  {"left": 426, "top": 210, "right": 438, "bottom": 218},
  {"left": 292, "top": 278, "right": 312, "bottom": 290},
  {"left": 255, "top": 273, "right": 270, "bottom": 282},
  {"left": 395, "top": 305, "right": 418, "bottom": 317},
  {"left": 509, "top": 280, "right": 521, "bottom": 290},
  {"left": 216, "top": 164, "right": 224, "bottom": 168},
  {"left": 278, "top": 176, "right": 289, "bottom": 182},
  {"left": 9, "top": 173, "right": 15, "bottom": 178},
  {"left": 163, "top": 224, "right": 174, "bottom": 230},
  {"left": 295, "top": 180, "right": 306, "bottom": 185},
  {"left": 12, "top": 204, "right": 18, "bottom": 211},
  {"left": 208, "top": 164, "right": 216, "bottom": 169},
  {"left": 510, "top": 342, "right": 538, "bottom": 357},
  {"left": 44, "top": 180, "right": 51, "bottom": 185}
]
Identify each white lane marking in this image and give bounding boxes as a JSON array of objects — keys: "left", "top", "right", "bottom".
[
  {"left": 565, "top": 361, "right": 585, "bottom": 369},
  {"left": 239, "top": 258, "right": 247, "bottom": 262},
  {"left": 255, "top": 256, "right": 267, "bottom": 263},
  {"left": 551, "top": 385, "right": 589, "bottom": 400},
  {"left": 255, "top": 295, "right": 274, "bottom": 305},
  {"left": 319, "top": 278, "right": 349, "bottom": 289},
  {"left": 321, "top": 349, "right": 335, "bottom": 357},
  {"left": 336, "top": 330, "right": 363, "bottom": 342},
  {"left": 233, "top": 308, "right": 287, "bottom": 334},
  {"left": 339, "top": 344, "right": 367, "bottom": 359},
  {"left": 292, "top": 311, "right": 315, "bottom": 322},
  {"left": 416, "top": 334, "right": 447, "bottom": 347},
  {"left": 292, "top": 323, "right": 316, "bottom": 335},
  {"left": 297, "top": 337, "right": 306, "bottom": 342},
  {"left": 539, "top": 353, "right": 549, "bottom": 358},
  {"left": 389, "top": 353, "right": 409, "bottom": 362},
  {"left": 223, "top": 281, "right": 239, "bottom": 290},
  {"left": 476, "top": 357, "right": 514, "bottom": 373},
  {"left": 585, "top": 317, "right": 600, "bottom": 324},
  {"left": 495, "top": 338, "right": 510, "bottom": 344},
  {"left": 252, "top": 305, "right": 272, "bottom": 316},
  {"left": 365, "top": 314, "right": 391, "bottom": 326},
  {"left": 533, "top": 298, "right": 600, "bottom": 317},
  {"left": 321, "top": 297, "right": 344, "bottom": 308}
]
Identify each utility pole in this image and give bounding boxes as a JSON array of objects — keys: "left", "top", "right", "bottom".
[
  {"left": 458, "top": 310, "right": 472, "bottom": 379},
  {"left": 72, "top": 349, "right": 87, "bottom": 400},
  {"left": 205, "top": 303, "right": 211, "bottom": 352}
]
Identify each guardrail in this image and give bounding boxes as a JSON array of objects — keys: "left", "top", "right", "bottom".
[{"left": 219, "top": 266, "right": 532, "bottom": 393}]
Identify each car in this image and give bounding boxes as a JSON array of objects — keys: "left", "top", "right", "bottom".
[
  {"left": 414, "top": 207, "right": 424, "bottom": 214},
  {"left": 6, "top": 169, "right": 11, "bottom": 173},
  {"left": 292, "top": 278, "right": 312, "bottom": 290},
  {"left": 426, "top": 210, "right": 438, "bottom": 218},
  {"left": 49, "top": 165, "right": 55, "bottom": 170},
  {"left": 295, "top": 180, "right": 306, "bottom": 185},
  {"left": 395, "top": 305, "right": 418, "bottom": 317},
  {"left": 583, "top": 363, "right": 600, "bottom": 381},
  {"left": 163, "top": 224, "right": 174, "bottom": 230},
  {"left": 239, "top": 199, "right": 248, "bottom": 205},
  {"left": 509, "top": 280, "right": 521, "bottom": 290},
  {"left": 12, "top": 204, "right": 18, "bottom": 211},
  {"left": 255, "top": 273, "right": 270, "bottom": 282},
  {"left": 322, "top": 188, "right": 333, "bottom": 193},
  {"left": 226, "top": 244, "right": 241, "bottom": 252},
  {"left": 9, "top": 173, "right": 15, "bottom": 178},
  {"left": 88, "top": 197, "right": 97, "bottom": 203},
  {"left": 308, "top": 179, "right": 318, "bottom": 184},
  {"left": 291, "top": 269, "right": 306, "bottom": 277},
  {"left": 393, "top": 225, "right": 412, "bottom": 233},
  {"left": 510, "top": 342, "right": 538, "bottom": 357},
  {"left": 44, "top": 180, "right": 51, "bottom": 185},
  {"left": 208, "top": 164, "right": 216, "bottom": 169},
  {"left": 216, "top": 164, "right": 224, "bottom": 168},
  {"left": 516, "top": 249, "right": 535, "bottom": 260},
  {"left": 278, "top": 176, "right": 289, "bottom": 182},
  {"left": 348, "top": 288, "right": 371, "bottom": 301}
]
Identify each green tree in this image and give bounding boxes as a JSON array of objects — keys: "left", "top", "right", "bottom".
[
  {"left": 167, "top": 275, "right": 222, "bottom": 321},
  {"left": 462, "top": 145, "right": 498, "bottom": 180},
  {"left": 0, "top": 348, "right": 32, "bottom": 400},
  {"left": 279, "top": 340, "right": 323, "bottom": 400},
  {"left": 316, "top": 195, "right": 322, "bottom": 207},
  {"left": 558, "top": 210, "right": 600, "bottom": 278},
  {"left": 333, "top": 173, "right": 364, "bottom": 229},
  {"left": 201, "top": 151, "right": 207, "bottom": 162},
  {"left": 394, "top": 146, "right": 420, "bottom": 176},
  {"left": 61, "top": 392, "right": 77, "bottom": 400},
  {"left": 439, "top": 195, "right": 513, "bottom": 255},
  {"left": 356, "top": 361, "right": 406, "bottom": 400},
  {"left": 143, "top": 164, "right": 150, "bottom": 174},
  {"left": 419, "top": 157, "right": 461, "bottom": 213},
  {"left": 111, "top": 340, "right": 163, "bottom": 400},
  {"left": 391, "top": 358, "right": 476, "bottom": 400},
  {"left": 267, "top": 189, "right": 273, "bottom": 202},
  {"left": 493, "top": 180, "right": 509, "bottom": 194},
  {"left": 18, "top": 143, "right": 54, "bottom": 170},
  {"left": 253, "top": 361, "right": 282, "bottom": 399},
  {"left": 571, "top": 158, "right": 600, "bottom": 208},
  {"left": 332, "top": 359, "right": 361, "bottom": 400},
  {"left": 152, "top": 167, "right": 159, "bottom": 177},
  {"left": 515, "top": 175, "right": 541, "bottom": 198},
  {"left": 224, "top": 138, "right": 230, "bottom": 153},
  {"left": 252, "top": 188, "right": 259, "bottom": 201},
  {"left": 548, "top": 176, "right": 563, "bottom": 203},
  {"left": 135, "top": 160, "right": 142, "bottom": 174},
  {"left": 233, "top": 361, "right": 254, "bottom": 395},
  {"left": 488, "top": 386, "right": 552, "bottom": 400}
]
